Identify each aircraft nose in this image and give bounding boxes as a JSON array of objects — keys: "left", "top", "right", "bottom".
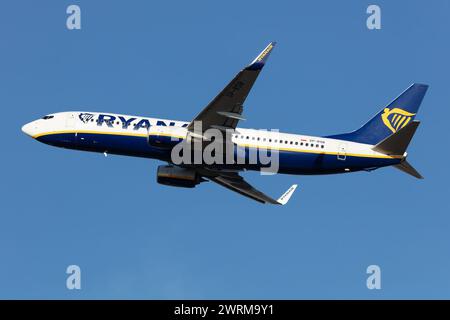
[{"left": 21, "top": 122, "right": 36, "bottom": 138}]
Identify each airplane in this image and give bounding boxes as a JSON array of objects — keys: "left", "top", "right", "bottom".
[{"left": 21, "top": 42, "right": 428, "bottom": 205}]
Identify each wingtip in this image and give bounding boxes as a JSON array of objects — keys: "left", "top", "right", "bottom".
[
  {"left": 247, "top": 42, "right": 277, "bottom": 71},
  {"left": 277, "top": 184, "right": 298, "bottom": 205}
]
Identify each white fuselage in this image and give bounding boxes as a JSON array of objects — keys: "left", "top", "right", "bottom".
[{"left": 22, "top": 111, "right": 403, "bottom": 175}]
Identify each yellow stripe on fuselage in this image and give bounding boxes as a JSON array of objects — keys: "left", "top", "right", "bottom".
[
  {"left": 33, "top": 130, "right": 149, "bottom": 139},
  {"left": 34, "top": 130, "right": 403, "bottom": 159}
]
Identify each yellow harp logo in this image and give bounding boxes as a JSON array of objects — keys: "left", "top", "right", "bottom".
[{"left": 381, "top": 108, "right": 416, "bottom": 133}]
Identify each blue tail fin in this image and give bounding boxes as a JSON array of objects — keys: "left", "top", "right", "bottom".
[{"left": 329, "top": 83, "right": 429, "bottom": 145}]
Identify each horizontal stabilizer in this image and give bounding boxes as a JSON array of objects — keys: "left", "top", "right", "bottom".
[
  {"left": 394, "top": 160, "right": 423, "bottom": 179},
  {"left": 372, "top": 121, "right": 420, "bottom": 155}
]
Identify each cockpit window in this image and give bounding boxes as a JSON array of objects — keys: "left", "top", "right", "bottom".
[{"left": 42, "top": 115, "right": 54, "bottom": 120}]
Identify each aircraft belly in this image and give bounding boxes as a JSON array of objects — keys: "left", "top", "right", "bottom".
[
  {"left": 37, "top": 133, "right": 168, "bottom": 159},
  {"left": 276, "top": 150, "right": 400, "bottom": 174},
  {"left": 37, "top": 133, "right": 400, "bottom": 174}
]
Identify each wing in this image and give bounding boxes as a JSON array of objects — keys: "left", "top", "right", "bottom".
[
  {"left": 198, "top": 169, "right": 297, "bottom": 205},
  {"left": 187, "top": 42, "right": 276, "bottom": 134}
]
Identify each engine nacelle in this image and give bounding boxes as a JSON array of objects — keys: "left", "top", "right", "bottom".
[
  {"left": 156, "top": 165, "right": 201, "bottom": 188},
  {"left": 148, "top": 126, "right": 187, "bottom": 148}
]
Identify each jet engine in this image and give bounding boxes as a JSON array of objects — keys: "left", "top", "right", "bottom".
[{"left": 156, "top": 165, "right": 202, "bottom": 188}]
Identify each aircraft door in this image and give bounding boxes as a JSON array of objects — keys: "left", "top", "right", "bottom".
[
  {"left": 337, "top": 142, "right": 347, "bottom": 161},
  {"left": 65, "top": 113, "right": 76, "bottom": 129},
  {"left": 65, "top": 113, "right": 78, "bottom": 143}
]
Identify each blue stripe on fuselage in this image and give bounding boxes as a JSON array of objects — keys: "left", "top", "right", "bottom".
[{"left": 36, "top": 132, "right": 400, "bottom": 175}]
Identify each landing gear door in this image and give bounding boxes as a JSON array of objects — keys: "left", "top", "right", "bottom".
[{"left": 337, "top": 142, "right": 347, "bottom": 161}]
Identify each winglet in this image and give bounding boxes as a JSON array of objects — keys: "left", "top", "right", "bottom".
[
  {"left": 277, "top": 184, "right": 298, "bottom": 205},
  {"left": 246, "top": 42, "right": 277, "bottom": 71}
]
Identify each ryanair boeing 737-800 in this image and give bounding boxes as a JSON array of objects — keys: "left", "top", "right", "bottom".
[{"left": 21, "top": 42, "right": 428, "bottom": 204}]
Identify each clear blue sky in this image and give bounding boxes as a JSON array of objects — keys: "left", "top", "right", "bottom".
[{"left": 1, "top": 0, "right": 449, "bottom": 299}]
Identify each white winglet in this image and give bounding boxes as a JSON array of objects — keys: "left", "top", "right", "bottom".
[{"left": 277, "top": 184, "right": 298, "bottom": 205}]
